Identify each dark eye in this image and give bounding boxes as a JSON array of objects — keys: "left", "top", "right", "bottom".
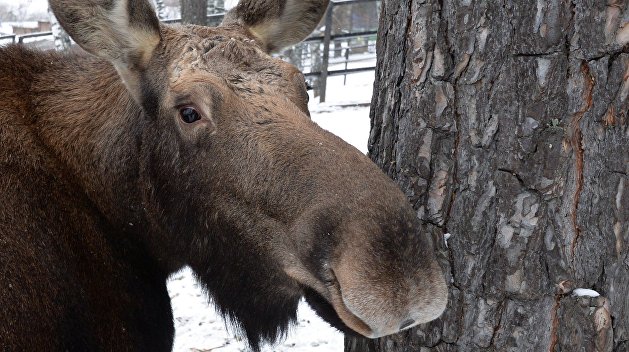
[{"left": 179, "top": 107, "right": 201, "bottom": 123}]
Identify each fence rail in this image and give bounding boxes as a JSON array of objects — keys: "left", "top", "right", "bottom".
[
  {"left": 0, "top": 0, "right": 379, "bottom": 102},
  {"left": 0, "top": 34, "right": 16, "bottom": 43},
  {"left": 18, "top": 31, "right": 53, "bottom": 42}
]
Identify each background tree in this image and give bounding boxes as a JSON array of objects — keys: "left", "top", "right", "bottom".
[
  {"left": 153, "top": 0, "right": 166, "bottom": 20},
  {"left": 207, "top": 0, "right": 224, "bottom": 15},
  {"left": 48, "top": 7, "right": 71, "bottom": 51},
  {"left": 346, "top": 0, "right": 628, "bottom": 351},
  {"left": 181, "top": 0, "right": 207, "bottom": 25},
  {"left": 206, "top": 0, "right": 224, "bottom": 26},
  {"left": 0, "top": 4, "right": 15, "bottom": 21}
]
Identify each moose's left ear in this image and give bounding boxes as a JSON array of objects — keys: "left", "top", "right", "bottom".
[{"left": 222, "top": 0, "right": 330, "bottom": 53}]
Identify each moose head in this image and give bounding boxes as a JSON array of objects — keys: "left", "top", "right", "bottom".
[{"left": 38, "top": 0, "right": 449, "bottom": 349}]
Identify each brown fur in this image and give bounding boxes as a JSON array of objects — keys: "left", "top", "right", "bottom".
[{"left": 0, "top": 0, "right": 447, "bottom": 351}]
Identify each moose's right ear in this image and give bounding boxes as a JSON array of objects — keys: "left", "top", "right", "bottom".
[
  {"left": 222, "top": 0, "right": 330, "bottom": 53},
  {"left": 49, "top": 0, "right": 162, "bottom": 101}
]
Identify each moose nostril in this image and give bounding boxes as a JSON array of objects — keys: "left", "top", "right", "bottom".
[{"left": 399, "top": 319, "right": 415, "bottom": 330}]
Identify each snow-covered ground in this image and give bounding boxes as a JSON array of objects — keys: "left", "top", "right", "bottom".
[
  {"left": 168, "top": 268, "right": 346, "bottom": 352},
  {"left": 167, "top": 72, "right": 375, "bottom": 352}
]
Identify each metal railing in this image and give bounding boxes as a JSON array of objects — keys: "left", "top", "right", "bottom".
[
  {"left": 316, "top": 0, "right": 378, "bottom": 102},
  {"left": 17, "top": 31, "right": 53, "bottom": 43},
  {"left": 0, "top": 31, "right": 54, "bottom": 45},
  {"left": 0, "top": 0, "right": 379, "bottom": 102},
  {"left": 0, "top": 34, "right": 16, "bottom": 44}
]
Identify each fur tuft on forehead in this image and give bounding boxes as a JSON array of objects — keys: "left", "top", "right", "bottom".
[{"left": 161, "top": 25, "right": 269, "bottom": 71}]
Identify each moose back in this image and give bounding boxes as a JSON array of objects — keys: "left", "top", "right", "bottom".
[{"left": 0, "top": 0, "right": 447, "bottom": 350}]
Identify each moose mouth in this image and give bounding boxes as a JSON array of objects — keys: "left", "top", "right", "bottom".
[{"left": 302, "top": 287, "right": 368, "bottom": 338}]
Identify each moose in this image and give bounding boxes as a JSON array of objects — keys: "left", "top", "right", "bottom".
[{"left": 0, "top": 0, "right": 447, "bottom": 350}]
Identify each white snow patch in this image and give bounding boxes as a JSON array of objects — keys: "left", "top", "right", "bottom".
[
  {"left": 0, "top": 23, "right": 12, "bottom": 36},
  {"left": 169, "top": 268, "right": 346, "bottom": 352},
  {"left": 310, "top": 107, "right": 371, "bottom": 154},
  {"left": 309, "top": 69, "right": 376, "bottom": 107},
  {"left": 444, "top": 233, "right": 452, "bottom": 248},
  {"left": 225, "top": 0, "right": 239, "bottom": 9},
  {"left": 572, "top": 288, "right": 601, "bottom": 298}
]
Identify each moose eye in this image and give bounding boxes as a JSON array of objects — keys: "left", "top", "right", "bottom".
[{"left": 179, "top": 107, "right": 201, "bottom": 123}]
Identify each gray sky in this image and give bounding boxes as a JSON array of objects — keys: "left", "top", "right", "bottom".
[
  {"left": 0, "top": 0, "right": 239, "bottom": 20},
  {"left": 0, "top": 0, "right": 48, "bottom": 19}
]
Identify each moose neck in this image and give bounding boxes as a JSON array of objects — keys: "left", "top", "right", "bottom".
[{"left": 33, "top": 52, "right": 150, "bottom": 240}]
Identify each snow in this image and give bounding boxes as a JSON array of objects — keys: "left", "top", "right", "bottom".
[
  {"left": 572, "top": 288, "right": 601, "bottom": 298},
  {"left": 167, "top": 71, "right": 375, "bottom": 351},
  {"left": 168, "top": 269, "right": 346, "bottom": 352},
  {"left": 0, "top": 23, "right": 12, "bottom": 35},
  {"left": 443, "top": 233, "right": 452, "bottom": 248},
  {"left": 310, "top": 107, "right": 371, "bottom": 154},
  {"left": 0, "top": 21, "right": 39, "bottom": 35},
  {"left": 308, "top": 60, "right": 377, "bottom": 107}
]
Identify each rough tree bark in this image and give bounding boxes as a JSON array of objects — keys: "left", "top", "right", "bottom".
[
  {"left": 181, "top": 0, "right": 208, "bottom": 25},
  {"left": 346, "top": 0, "right": 628, "bottom": 351}
]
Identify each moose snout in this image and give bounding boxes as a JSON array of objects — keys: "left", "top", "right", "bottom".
[
  {"left": 340, "top": 298, "right": 447, "bottom": 339},
  {"left": 332, "top": 265, "right": 448, "bottom": 338},
  {"left": 320, "top": 221, "right": 448, "bottom": 338},
  {"left": 284, "top": 201, "right": 449, "bottom": 339}
]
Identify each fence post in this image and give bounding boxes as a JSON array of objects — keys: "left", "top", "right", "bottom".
[
  {"left": 318, "top": 3, "right": 334, "bottom": 103},
  {"left": 343, "top": 45, "right": 350, "bottom": 85}
]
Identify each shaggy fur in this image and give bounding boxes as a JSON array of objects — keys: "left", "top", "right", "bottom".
[{"left": 0, "top": 0, "right": 447, "bottom": 351}]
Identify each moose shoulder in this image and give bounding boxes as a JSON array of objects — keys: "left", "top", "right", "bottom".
[{"left": 0, "top": 0, "right": 447, "bottom": 350}]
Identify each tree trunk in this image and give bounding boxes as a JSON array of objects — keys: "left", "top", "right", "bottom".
[
  {"left": 48, "top": 7, "right": 71, "bottom": 51},
  {"left": 346, "top": 0, "right": 628, "bottom": 351},
  {"left": 207, "top": 0, "right": 225, "bottom": 14},
  {"left": 153, "top": 0, "right": 166, "bottom": 20},
  {"left": 181, "top": 0, "right": 207, "bottom": 25}
]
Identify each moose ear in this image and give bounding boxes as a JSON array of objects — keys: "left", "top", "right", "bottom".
[
  {"left": 49, "top": 0, "right": 161, "bottom": 101},
  {"left": 222, "top": 0, "right": 330, "bottom": 53}
]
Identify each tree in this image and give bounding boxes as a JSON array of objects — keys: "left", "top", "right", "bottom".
[
  {"left": 207, "top": 0, "right": 224, "bottom": 14},
  {"left": 0, "top": 4, "right": 15, "bottom": 22},
  {"left": 154, "top": 0, "right": 167, "bottom": 20},
  {"left": 48, "top": 7, "right": 71, "bottom": 51},
  {"left": 206, "top": 0, "right": 224, "bottom": 26},
  {"left": 346, "top": 0, "right": 628, "bottom": 351},
  {"left": 181, "top": 0, "right": 207, "bottom": 25}
]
